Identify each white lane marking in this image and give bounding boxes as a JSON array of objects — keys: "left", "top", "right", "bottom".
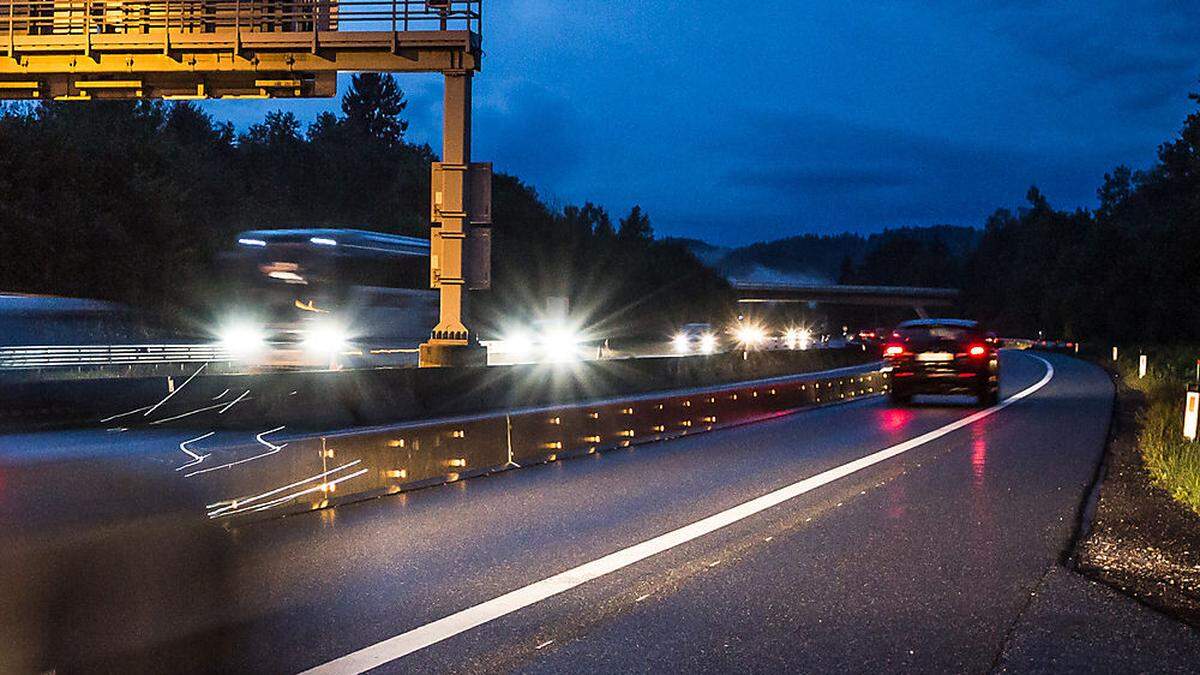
[
  {"left": 184, "top": 426, "right": 287, "bottom": 477},
  {"left": 303, "top": 355, "right": 1055, "bottom": 675},
  {"left": 212, "top": 388, "right": 231, "bottom": 401},
  {"left": 175, "top": 431, "right": 215, "bottom": 471},
  {"left": 143, "top": 362, "right": 207, "bottom": 417}
]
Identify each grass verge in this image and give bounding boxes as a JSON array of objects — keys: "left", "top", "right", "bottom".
[{"left": 1114, "top": 346, "right": 1200, "bottom": 516}]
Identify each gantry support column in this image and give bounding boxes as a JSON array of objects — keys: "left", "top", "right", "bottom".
[{"left": 420, "top": 70, "right": 487, "bottom": 367}]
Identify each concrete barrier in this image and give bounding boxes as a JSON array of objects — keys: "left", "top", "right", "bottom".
[
  {"left": 193, "top": 362, "right": 886, "bottom": 521},
  {"left": 0, "top": 348, "right": 874, "bottom": 431}
]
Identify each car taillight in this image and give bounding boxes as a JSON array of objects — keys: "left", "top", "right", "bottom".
[
  {"left": 884, "top": 344, "right": 905, "bottom": 357},
  {"left": 968, "top": 344, "right": 987, "bottom": 357}
]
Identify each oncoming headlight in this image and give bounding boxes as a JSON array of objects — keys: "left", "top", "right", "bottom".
[
  {"left": 735, "top": 324, "right": 765, "bottom": 348},
  {"left": 699, "top": 333, "right": 717, "bottom": 354},
  {"left": 543, "top": 329, "right": 581, "bottom": 362},
  {"left": 506, "top": 334, "right": 533, "bottom": 358},
  {"left": 219, "top": 323, "right": 265, "bottom": 358},
  {"left": 784, "top": 327, "right": 812, "bottom": 350},
  {"left": 672, "top": 333, "right": 691, "bottom": 353}
]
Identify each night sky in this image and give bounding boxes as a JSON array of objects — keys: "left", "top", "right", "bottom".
[{"left": 205, "top": 1, "right": 1200, "bottom": 246}]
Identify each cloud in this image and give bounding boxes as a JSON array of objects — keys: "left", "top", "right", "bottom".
[
  {"left": 974, "top": 1, "right": 1200, "bottom": 114},
  {"left": 474, "top": 82, "right": 586, "bottom": 183},
  {"left": 725, "top": 167, "right": 913, "bottom": 194},
  {"left": 706, "top": 109, "right": 1113, "bottom": 235}
]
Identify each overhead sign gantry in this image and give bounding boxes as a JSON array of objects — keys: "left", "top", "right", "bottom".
[
  {"left": 0, "top": 0, "right": 490, "bottom": 366},
  {"left": 0, "top": 0, "right": 480, "bottom": 99}
]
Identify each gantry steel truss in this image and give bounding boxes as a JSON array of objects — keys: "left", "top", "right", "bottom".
[{"left": 0, "top": 0, "right": 480, "bottom": 99}]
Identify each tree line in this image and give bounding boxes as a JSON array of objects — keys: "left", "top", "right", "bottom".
[
  {"left": 2, "top": 73, "right": 1196, "bottom": 343},
  {"left": 718, "top": 89, "right": 1200, "bottom": 343},
  {"left": 963, "top": 91, "right": 1200, "bottom": 342},
  {"left": 0, "top": 74, "right": 728, "bottom": 338}
]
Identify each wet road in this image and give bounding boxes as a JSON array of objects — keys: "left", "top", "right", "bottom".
[{"left": 4, "top": 351, "right": 1124, "bottom": 672}]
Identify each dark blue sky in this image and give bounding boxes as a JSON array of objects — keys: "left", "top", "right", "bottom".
[{"left": 205, "top": 1, "right": 1200, "bottom": 246}]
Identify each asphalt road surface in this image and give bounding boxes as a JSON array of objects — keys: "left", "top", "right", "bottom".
[{"left": 7, "top": 350, "right": 1185, "bottom": 673}]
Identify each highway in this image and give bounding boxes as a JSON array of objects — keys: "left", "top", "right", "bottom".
[{"left": 7, "top": 350, "right": 1197, "bottom": 672}]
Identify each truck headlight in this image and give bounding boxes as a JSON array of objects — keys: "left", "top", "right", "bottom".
[{"left": 304, "top": 323, "right": 349, "bottom": 354}]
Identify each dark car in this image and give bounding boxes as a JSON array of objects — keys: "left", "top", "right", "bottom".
[{"left": 884, "top": 318, "right": 999, "bottom": 405}]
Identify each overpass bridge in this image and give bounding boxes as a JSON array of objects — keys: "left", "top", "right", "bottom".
[{"left": 731, "top": 281, "right": 960, "bottom": 318}]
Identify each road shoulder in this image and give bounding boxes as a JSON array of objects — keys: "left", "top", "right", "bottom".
[
  {"left": 995, "top": 564, "right": 1200, "bottom": 673},
  {"left": 1074, "top": 366, "right": 1200, "bottom": 626}
]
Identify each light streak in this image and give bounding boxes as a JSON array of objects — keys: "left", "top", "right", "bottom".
[
  {"left": 213, "top": 467, "right": 368, "bottom": 518},
  {"left": 99, "top": 402, "right": 156, "bottom": 423},
  {"left": 149, "top": 402, "right": 227, "bottom": 425},
  {"left": 219, "top": 389, "right": 250, "bottom": 414},
  {"left": 185, "top": 426, "right": 287, "bottom": 477},
  {"left": 207, "top": 459, "right": 363, "bottom": 517},
  {"left": 143, "top": 362, "right": 207, "bottom": 417},
  {"left": 175, "top": 431, "right": 215, "bottom": 471}
]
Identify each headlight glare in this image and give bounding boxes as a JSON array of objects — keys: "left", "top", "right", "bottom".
[
  {"left": 219, "top": 323, "right": 265, "bottom": 358},
  {"left": 304, "top": 323, "right": 349, "bottom": 355},
  {"left": 672, "top": 333, "right": 691, "bottom": 353}
]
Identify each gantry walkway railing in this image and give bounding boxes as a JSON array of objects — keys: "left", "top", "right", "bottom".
[{"left": 0, "top": 0, "right": 481, "bottom": 98}]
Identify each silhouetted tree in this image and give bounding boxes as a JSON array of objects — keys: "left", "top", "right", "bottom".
[
  {"left": 618, "top": 205, "right": 653, "bottom": 242},
  {"left": 341, "top": 73, "right": 409, "bottom": 146}
]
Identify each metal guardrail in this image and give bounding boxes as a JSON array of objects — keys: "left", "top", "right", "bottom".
[
  {"left": 0, "top": 344, "right": 231, "bottom": 368},
  {"left": 192, "top": 364, "right": 888, "bottom": 520}
]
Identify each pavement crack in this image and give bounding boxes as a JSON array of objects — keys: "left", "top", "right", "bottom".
[{"left": 988, "top": 561, "right": 1058, "bottom": 674}]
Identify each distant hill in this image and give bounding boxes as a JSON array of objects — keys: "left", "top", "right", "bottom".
[
  {"left": 661, "top": 237, "right": 731, "bottom": 267},
  {"left": 674, "top": 225, "right": 981, "bottom": 285}
]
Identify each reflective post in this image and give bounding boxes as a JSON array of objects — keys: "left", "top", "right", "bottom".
[{"left": 1185, "top": 387, "right": 1198, "bottom": 442}]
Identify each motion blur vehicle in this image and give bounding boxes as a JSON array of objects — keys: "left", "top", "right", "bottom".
[
  {"left": 883, "top": 318, "right": 999, "bottom": 406},
  {"left": 218, "top": 229, "right": 437, "bottom": 368},
  {"left": 672, "top": 323, "right": 719, "bottom": 354}
]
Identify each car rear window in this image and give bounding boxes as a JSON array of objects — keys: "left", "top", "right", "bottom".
[{"left": 895, "top": 326, "right": 978, "bottom": 342}]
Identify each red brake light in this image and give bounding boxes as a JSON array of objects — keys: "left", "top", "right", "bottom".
[
  {"left": 968, "top": 344, "right": 987, "bottom": 357},
  {"left": 884, "top": 344, "right": 905, "bottom": 357}
]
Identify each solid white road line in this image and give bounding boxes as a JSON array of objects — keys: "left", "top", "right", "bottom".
[{"left": 302, "top": 355, "right": 1055, "bottom": 675}]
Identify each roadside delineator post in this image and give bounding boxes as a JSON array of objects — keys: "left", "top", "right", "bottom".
[
  {"left": 1139, "top": 353, "right": 1148, "bottom": 379},
  {"left": 1112, "top": 346, "right": 1119, "bottom": 361},
  {"left": 1184, "top": 386, "right": 1199, "bottom": 442}
]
